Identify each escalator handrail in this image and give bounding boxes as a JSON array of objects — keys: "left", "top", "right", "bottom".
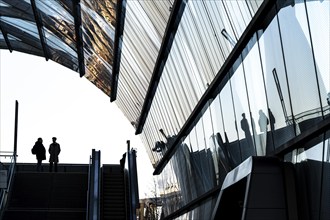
[
  {"left": 86, "top": 149, "right": 101, "bottom": 220},
  {"left": 0, "top": 151, "right": 17, "bottom": 218}
]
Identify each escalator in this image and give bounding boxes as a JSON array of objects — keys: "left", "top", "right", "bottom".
[{"left": 101, "top": 165, "right": 128, "bottom": 220}]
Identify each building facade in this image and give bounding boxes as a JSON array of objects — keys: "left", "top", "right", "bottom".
[{"left": 139, "top": 0, "right": 330, "bottom": 219}]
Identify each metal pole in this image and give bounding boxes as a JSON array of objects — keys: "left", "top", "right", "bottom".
[{"left": 13, "top": 100, "right": 18, "bottom": 158}]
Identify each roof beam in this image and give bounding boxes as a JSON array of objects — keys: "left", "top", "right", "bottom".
[
  {"left": 0, "top": 24, "right": 13, "bottom": 52},
  {"left": 110, "top": 0, "right": 127, "bottom": 102},
  {"left": 153, "top": 0, "right": 277, "bottom": 175},
  {"left": 135, "top": 0, "right": 187, "bottom": 134},
  {"left": 73, "top": 0, "right": 85, "bottom": 77},
  {"left": 30, "top": 0, "right": 49, "bottom": 61}
]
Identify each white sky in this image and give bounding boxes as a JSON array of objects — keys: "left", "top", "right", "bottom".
[{"left": 0, "top": 50, "right": 155, "bottom": 199}]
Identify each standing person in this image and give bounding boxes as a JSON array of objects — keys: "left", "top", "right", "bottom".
[
  {"left": 31, "top": 138, "right": 46, "bottom": 172},
  {"left": 240, "top": 113, "right": 255, "bottom": 157},
  {"left": 268, "top": 108, "right": 276, "bottom": 131},
  {"left": 49, "top": 137, "right": 61, "bottom": 172},
  {"left": 258, "top": 109, "right": 269, "bottom": 133}
]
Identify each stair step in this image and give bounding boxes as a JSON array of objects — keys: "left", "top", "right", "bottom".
[
  {"left": 3, "top": 171, "right": 88, "bottom": 220},
  {"left": 101, "top": 165, "right": 128, "bottom": 219}
]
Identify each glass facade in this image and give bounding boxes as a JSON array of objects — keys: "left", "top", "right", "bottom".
[{"left": 150, "top": 0, "right": 330, "bottom": 219}]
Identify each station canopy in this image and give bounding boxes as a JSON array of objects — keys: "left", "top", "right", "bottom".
[{"left": 0, "top": 0, "right": 172, "bottom": 128}]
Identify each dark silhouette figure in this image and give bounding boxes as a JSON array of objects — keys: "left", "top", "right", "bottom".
[
  {"left": 327, "top": 93, "right": 330, "bottom": 106},
  {"left": 241, "top": 113, "right": 251, "bottom": 138},
  {"left": 120, "top": 153, "right": 126, "bottom": 169},
  {"left": 32, "top": 138, "right": 46, "bottom": 172},
  {"left": 49, "top": 137, "right": 61, "bottom": 172},
  {"left": 268, "top": 108, "right": 276, "bottom": 131},
  {"left": 241, "top": 113, "right": 255, "bottom": 158},
  {"left": 258, "top": 109, "right": 269, "bottom": 133}
]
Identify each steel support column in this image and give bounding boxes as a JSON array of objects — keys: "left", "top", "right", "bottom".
[
  {"left": 110, "top": 0, "right": 127, "bottom": 102},
  {"left": 30, "top": 0, "right": 49, "bottom": 61},
  {"left": 73, "top": 0, "right": 85, "bottom": 77}
]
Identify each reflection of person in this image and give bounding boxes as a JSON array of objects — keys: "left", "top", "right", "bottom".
[
  {"left": 49, "top": 137, "right": 61, "bottom": 172},
  {"left": 240, "top": 113, "right": 256, "bottom": 158},
  {"left": 268, "top": 108, "right": 276, "bottom": 131},
  {"left": 258, "top": 110, "right": 269, "bottom": 133},
  {"left": 32, "top": 138, "right": 46, "bottom": 172},
  {"left": 327, "top": 93, "right": 330, "bottom": 106},
  {"left": 241, "top": 113, "right": 251, "bottom": 137}
]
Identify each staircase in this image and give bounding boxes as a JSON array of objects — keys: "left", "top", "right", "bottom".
[
  {"left": 2, "top": 171, "right": 88, "bottom": 220},
  {"left": 101, "top": 165, "right": 128, "bottom": 220}
]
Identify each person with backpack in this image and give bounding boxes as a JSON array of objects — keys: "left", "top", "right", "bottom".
[{"left": 31, "top": 137, "right": 46, "bottom": 172}]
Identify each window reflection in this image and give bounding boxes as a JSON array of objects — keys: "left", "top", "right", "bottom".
[
  {"left": 285, "top": 134, "right": 324, "bottom": 220},
  {"left": 278, "top": 1, "right": 323, "bottom": 134},
  {"left": 156, "top": 1, "right": 330, "bottom": 217},
  {"left": 306, "top": 1, "right": 330, "bottom": 118},
  {"left": 244, "top": 34, "right": 271, "bottom": 155},
  {"left": 258, "top": 16, "right": 295, "bottom": 148}
]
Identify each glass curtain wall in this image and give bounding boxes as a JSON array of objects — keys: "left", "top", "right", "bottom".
[
  {"left": 157, "top": 0, "right": 330, "bottom": 218},
  {"left": 142, "top": 0, "right": 261, "bottom": 167}
]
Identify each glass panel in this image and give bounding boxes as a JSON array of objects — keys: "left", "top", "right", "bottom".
[
  {"left": 209, "top": 94, "right": 231, "bottom": 182},
  {"left": 305, "top": 0, "right": 330, "bottom": 117},
  {"left": 194, "top": 116, "right": 216, "bottom": 193},
  {"left": 1, "top": 17, "right": 40, "bottom": 40},
  {"left": 278, "top": 1, "right": 323, "bottom": 134},
  {"left": 160, "top": 159, "right": 181, "bottom": 217},
  {"left": 205, "top": 104, "right": 221, "bottom": 187},
  {"left": 243, "top": 34, "right": 271, "bottom": 155},
  {"left": 173, "top": 197, "right": 216, "bottom": 220},
  {"left": 230, "top": 63, "right": 257, "bottom": 161},
  {"left": 220, "top": 75, "right": 241, "bottom": 167},
  {"left": 322, "top": 131, "right": 330, "bottom": 219},
  {"left": 36, "top": 0, "right": 76, "bottom": 51},
  {"left": 80, "top": 0, "right": 115, "bottom": 96},
  {"left": 258, "top": 14, "right": 295, "bottom": 149},
  {"left": 285, "top": 134, "right": 324, "bottom": 220}
]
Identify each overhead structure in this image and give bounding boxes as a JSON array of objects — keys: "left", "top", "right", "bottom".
[{"left": 0, "top": 0, "right": 116, "bottom": 95}]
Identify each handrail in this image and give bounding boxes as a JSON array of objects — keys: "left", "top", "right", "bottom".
[
  {"left": 86, "top": 155, "right": 92, "bottom": 220},
  {"left": 126, "top": 142, "right": 139, "bottom": 220},
  {"left": 0, "top": 151, "right": 17, "bottom": 219},
  {"left": 86, "top": 149, "right": 101, "bottom": 220}
]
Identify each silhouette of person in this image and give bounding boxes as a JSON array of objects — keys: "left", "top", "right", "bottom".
[
  {"left": 241, "top": 113, "right": 255, "bottom": 157},
  {"left": 258, "top": 110, "right": 269, "bottom": 133},
  {"left": 120, "top": 153, "right": 126, "bottom": 169},
  {"left": 327, "top": 93, "right": 330, "bottom": 106},
  {"left": 32, "top": 137, "right": 46, "bottom": 172},
  {"left": 268, "top": 108, "right": 276, "bottom": 131},
  {"left": 49, "top": 137, "right": 61, "bottom": 172},
  {"left": 241, "top": 113, "right": 251, "bottom": 137}
]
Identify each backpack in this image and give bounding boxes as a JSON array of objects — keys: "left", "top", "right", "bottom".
[{"left": 31, "top": 146, "right": 36, "bottom": 155}]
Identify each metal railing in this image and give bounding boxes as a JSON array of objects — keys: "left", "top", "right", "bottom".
[
  {"left": 0, "top": 151, "right": 17, "bottom": 219},
  {"left": 86, "top": 149, "right": 101, "bottom": 220}
]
